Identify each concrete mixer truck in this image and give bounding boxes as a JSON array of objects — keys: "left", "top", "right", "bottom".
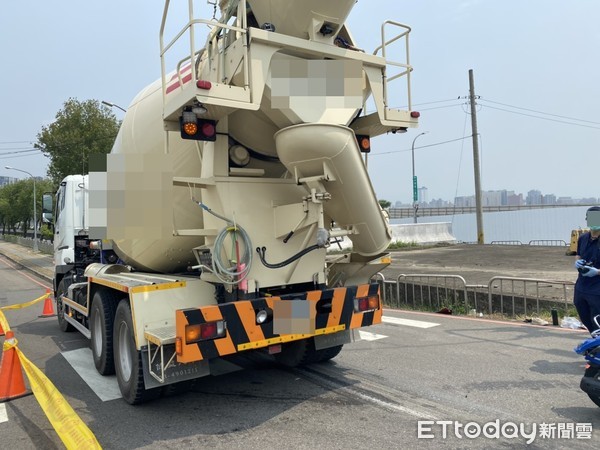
[{"left": 46, "top": 0, "right": 419, "bottom": 404}]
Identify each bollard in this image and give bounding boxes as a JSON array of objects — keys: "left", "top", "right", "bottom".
[{"left": 551, "top": 308, "right": 559, "bottom": 326}]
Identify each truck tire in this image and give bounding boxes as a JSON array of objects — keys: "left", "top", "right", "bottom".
[
  {"left": 56, "top": 279, "right": 75, "bottom": 332},
  {"left": 113, "top": 300, "right": 160, "bottom": 404},
  {"left": 313, "top": 345, "right": 343, "bottom": 363},
  {"left": 582, "top": 364, "right": 600, "bottom": 408},
  {"left": 274, "top": 338, "right": 318, "bottom": 367},
  {"left": 90, "top": 289, "right": 119, "bottom": 375}
]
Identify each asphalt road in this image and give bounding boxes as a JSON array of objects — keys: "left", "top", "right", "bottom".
[{"left": 1, "top": 253, "right": 599, "bottom": 449}]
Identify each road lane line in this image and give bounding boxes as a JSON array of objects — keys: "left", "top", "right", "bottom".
[
  {"left": 358, "top": 330, "right": 388, "bottom": 341},
  {"left": 0, "top": 403, "right": 7, "bottom": 423},
  {"left": 62, "top": 348, "right": 121, "bottom": 402},
  {"left": 382, "top": 315, "right": 440, "bottom": 328}
]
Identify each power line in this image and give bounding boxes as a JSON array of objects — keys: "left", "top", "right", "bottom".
[
  {"left": 373, "top": 135, "right": 473, "bottom": 156},
  {"left": 0, "top": 140, "right": 33, "bottom": 145},
  {"left": 419, "top": 103, "right": 464, "bottom": 112},
  {"left": 0, "top": 152, "right": 44, "bottom": 160},
  {"left": 481, "top": 104, "right": 600, "bottom": 130},
  {"left": 391, "top": 98, "right": 461, "bottom": 110},
  {"left": 480, "top": 99, "right": 600, "bottom": 125},
  {"left": 0, "top": 148, "right": 38, "bottom": 154}
]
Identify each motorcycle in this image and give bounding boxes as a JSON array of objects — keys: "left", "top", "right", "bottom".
[{"left": 574, "top": 316, "right": 600, "bottom": 407}]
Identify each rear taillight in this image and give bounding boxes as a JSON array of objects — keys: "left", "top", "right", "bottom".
[
  {"left": 185, "top": 321, "right": 226, "bottom": 343},
  {"left": 354, "top": 295, "right": 379, "bottom": 312}
]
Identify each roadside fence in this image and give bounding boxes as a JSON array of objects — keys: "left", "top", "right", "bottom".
[{"left": 374, "top": 273, "right": 575, "bottom": 317}]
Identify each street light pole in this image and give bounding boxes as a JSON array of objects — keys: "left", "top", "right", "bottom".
[
  {"left": 411, "top": 131, "right": 428, "bottom": 224},
  {"left": 101, "top": 100, "right": 127, "bottom": 113},
  {"left": 5, "top": 166, "right": 38, "bottom": 252}
]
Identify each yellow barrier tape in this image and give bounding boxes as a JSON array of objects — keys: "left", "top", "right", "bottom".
[
  {"left": 16, "top": 347, "right": 102, "bottom": 449},
  {"left": 0, "top": 309, "right": 10, "bottom": 333},
  {"left": 0, "top": 292, "right": 49, "bottom": 311}
]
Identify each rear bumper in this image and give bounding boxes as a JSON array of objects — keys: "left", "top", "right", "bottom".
[{"left": 176, "top": 283, "right": 381, "bottom": 363}]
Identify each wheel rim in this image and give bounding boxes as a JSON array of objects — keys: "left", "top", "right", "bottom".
[
  {"left": 92, "top": 311, "right": 102, "bottom": 356},
  {"left": 118, "top": 322, "right": 132, "bottom": 383}
]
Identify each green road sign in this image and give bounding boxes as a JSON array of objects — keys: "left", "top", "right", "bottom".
[{"left": 412, "top": 176, "right": 418, "bottom": 202}]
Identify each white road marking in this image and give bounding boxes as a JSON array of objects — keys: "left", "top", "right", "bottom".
[
  {"left": 358, "top": 330, "right": 388, "bottom": 341},
  {"left": 0, "top": 403, "right": 7, "bottom": 423},
  {"left": 350, "top": 389, "right": 439, "bottom": 420},
  {"left": 382, "top": 316, "right": 440, "bottom": 329},
  {"left": 62, "top": 348, "right": 121, "bottom": 402}
]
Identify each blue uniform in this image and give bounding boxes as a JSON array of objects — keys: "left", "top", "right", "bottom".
[{"left": 574, "top": 232, "right": 600, "bottom": 333}]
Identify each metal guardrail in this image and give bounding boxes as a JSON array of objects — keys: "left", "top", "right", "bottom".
[
  {"left": 374, "top": 272, "right": 575, "bottom": 318},
  {"left": 487, "top": 276, "right": 574, "bottom": 316},
  {"left": 396, "top": 274, "right": 469, "bottom": 311},
  {"left": 489, "top": 240, "right": 569, "bottom": 247},
  {"left": 528, "top": 240, "right": 568, "bottom": 246},
  {"left": 490, "top": 241, "right": 523, "bottom": 246}
]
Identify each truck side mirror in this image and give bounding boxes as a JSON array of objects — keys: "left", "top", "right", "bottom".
[{"left": 42, "top": 193, "right": 53, "bottom": 223}]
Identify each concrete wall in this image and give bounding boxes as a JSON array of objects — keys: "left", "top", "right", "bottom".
[
  {"left": 330, "top": 222, "right": 456, "bottom": 252},
  {"left": 1, "top": 235, "right": 54, "bottom": 254},
  {"left": 390, "top": 222, "right": 456, "bottom": 245}
]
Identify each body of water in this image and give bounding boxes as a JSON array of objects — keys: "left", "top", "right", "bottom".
[{"left": 391, "top": 206, "right": 591, "bottom": 244}]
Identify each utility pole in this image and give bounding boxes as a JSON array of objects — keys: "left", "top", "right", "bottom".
[{"left": 468, "top": 69, "right": 484, "bottom": 244}]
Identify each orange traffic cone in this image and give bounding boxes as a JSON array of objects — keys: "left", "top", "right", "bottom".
[
  {"left": 0, "top": 331, "right": 29, "bottom": 401},
  {"left": 40, "top": 289, "right": 55, "bottom": 317},
  {"left": 0, "top": 320, "right": 4, "bottom": 337}
]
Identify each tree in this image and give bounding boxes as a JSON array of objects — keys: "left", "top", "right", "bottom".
[
  {"left": 35, "top": 98, "right": 120, "bottom": 186},
  {"left": 378, "top": 199, "right": 391, "bottom": 209},
  {"left": 0, "top": 178, "right": 53, "bottom": 236}
]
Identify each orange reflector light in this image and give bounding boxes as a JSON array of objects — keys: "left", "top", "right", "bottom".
[
  {"left": 356, "top": 135, "right": 371, "bottom": 153},
  {"left": 175, "top": 337, "right": 182, "bottom": 355},
  {"left": 354, "top": 295, "right": 380, "bottom": 312},
  {"left": 185, "top": 321, "right": 226, "bottom": 344},
  {"left": 183, "top": 122, "right": 198, "bottom": 136}
]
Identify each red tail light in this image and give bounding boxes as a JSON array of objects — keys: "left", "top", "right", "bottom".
[
  {"left": 354, "top": 295, "right": 379, "bottom": 312},
  {"left": 185, "top": 321, "right": 226, "bottom": 343}
]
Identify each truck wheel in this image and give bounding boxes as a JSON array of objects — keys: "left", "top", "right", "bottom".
[
  {"left": 313, "top": 345, "right": 343, "bottom": 363},
  {"left": 274, "top": 338, "right": 318, "bottom": 367},
  {"left": 113, "top": 300, "right": 160, "bottom": 404},
  {"left": 583, "top": 364, "right": 600, "bottom": 408},
  {"left": 90, "top": 289, "right": 119, "bottom": 375},
  {"left": 56, "top": 280, "right": 75, "bottom": 332}
]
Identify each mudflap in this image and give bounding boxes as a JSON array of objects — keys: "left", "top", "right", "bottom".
[{"left": 141, "top": 345, "right": 210, "bottom": 390}]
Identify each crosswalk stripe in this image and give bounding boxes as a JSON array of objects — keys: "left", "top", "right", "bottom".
[
  {"left": 0, "top": 403, "right": 7, "bottom": 423},
  {"left": 358, "top": 330, "right": 388, "bottom": 341},
  {"left": 62, "top": 348, "right": 121, "bottom": 402},
  {"left": 382, "top": 316, "right": 440, "bottom": 329}
]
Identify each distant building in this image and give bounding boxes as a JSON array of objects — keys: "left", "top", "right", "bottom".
[
  {"left": 454, "top": 195, "right": 475, "bottom": 207},
  {"left": 526, "top": 190, "right": 543, "bottom": 205},
  {"left": 0, "top": 176, "right": 17, "bottom": 187},
  {"left": 542, "top": 194, "right": 556, "bottom": 205},
  {"left": 417, "top": 186, "right": 428, "bottom": 204},
  {"left": 557, "top": 197, "right": 574, "bottom": 205},
  {"left": 506, "top": 193, "right": 523, "bottom": 206}
]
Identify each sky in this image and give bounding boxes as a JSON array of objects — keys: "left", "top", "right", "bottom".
[{"left": 1, "top": 0, "right": 599, "bottom": 204}]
